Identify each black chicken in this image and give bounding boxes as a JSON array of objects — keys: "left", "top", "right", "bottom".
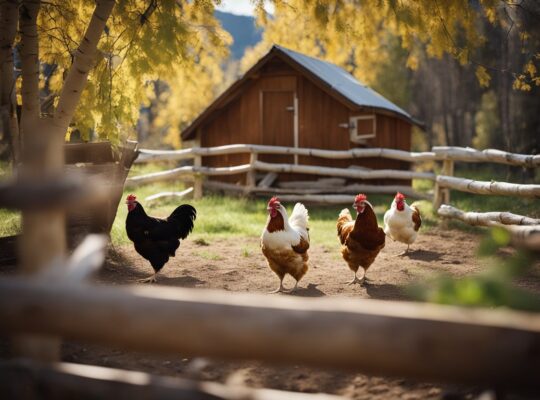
[{"left": 125, "top": 194, "right": 196, "bottom": 283}]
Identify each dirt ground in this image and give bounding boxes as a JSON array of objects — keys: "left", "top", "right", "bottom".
[{"left": 4, "top": 227, "right": 540, "bottom": 399}]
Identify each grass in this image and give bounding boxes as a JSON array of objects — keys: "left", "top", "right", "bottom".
[{"left": 1, "top": 162, "right": 538, "bottom": 247}]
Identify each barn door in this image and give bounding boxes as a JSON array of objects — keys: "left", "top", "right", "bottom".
[{"left": 260, "top": 90, "right": 295, "bottom": 165}]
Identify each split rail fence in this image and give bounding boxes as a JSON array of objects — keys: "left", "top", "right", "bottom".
[
  {"left": 1, "top": 142, "right": 540, "bottom": 398},
  {"left": 129, "top": 144, "right": 539, "bottom": 205},
  {"left": 130, "top": 144, "right": 539, "bottom": 235}
]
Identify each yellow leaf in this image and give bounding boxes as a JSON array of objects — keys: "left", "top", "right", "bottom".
[{"left": 475, "top": 66, "right": 491, "bottom": 88}]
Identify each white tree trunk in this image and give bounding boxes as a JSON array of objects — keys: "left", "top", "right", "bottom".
[
  {"left": 15, "top": 0, "right": 116, "bottom": 362},
  {"left": 52, "top": 0, "right": 116, "bottom": 134},
  {"left": 19, "top": 0, "right": 40, "bottom": 144},
  {"left": 0, "top": 0, "right": 20, "bottom": 163}
]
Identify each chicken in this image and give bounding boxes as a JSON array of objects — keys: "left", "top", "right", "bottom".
[
  {"left": 337, "top": 194, "right": 385, "bottom": 285},
  {"left": 383, "top": 192, "right": 421, "bottom": 255},
  {"left": 261, "top": 197, "right": 310, "bottom": 293},
  {"left": 125, "top": 194, "right": 196, "bottom": 283}
]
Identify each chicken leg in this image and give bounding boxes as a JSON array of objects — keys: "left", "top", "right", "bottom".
[
  {"left": 269, "top": 278, "right": 287, "bottom": 294},
  {"left": 396, "top": 244, "right": 410, "bottom": 257},
  {"left": 137, "top": 271, "right": 158, "bottom": 283},
  {"left": 346, "top": 269, "right": 365, "bottom": 285}
]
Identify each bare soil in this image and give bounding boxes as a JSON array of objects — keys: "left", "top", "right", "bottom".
[{"left": 4, "top": 227, "right": 540, "bottom": 399}]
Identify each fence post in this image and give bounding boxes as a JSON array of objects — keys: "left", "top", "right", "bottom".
[
  {"left": 434, "top": 159, "right": 454, "bottom": 210},
  {"left": 14, "top": 122, "right": 66, "bottom": 361},
  {"left": 246, "top": 152, "right": 258, "bottom": 189},
  {"left": 192, "top": 136, "right": 203, "bottom": 200}
]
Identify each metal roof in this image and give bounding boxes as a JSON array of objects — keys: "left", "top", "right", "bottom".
[
  {"left": 275, "top": 45, "right": 411, "bottom": 119},
  {"left": 182, "top": 45, "right": 416, "bottom": 140}
]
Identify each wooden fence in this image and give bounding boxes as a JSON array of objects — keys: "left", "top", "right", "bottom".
[
  {"left": 2, "top": 141, "right": 539, "bottom": 398},
  {"left": 129, "top": 144, "right": 540, "bottom": 209}
]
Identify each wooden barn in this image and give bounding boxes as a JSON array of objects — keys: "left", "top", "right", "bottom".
[{"left": 181, "top": 45, "right": 419, "bottom": 186}]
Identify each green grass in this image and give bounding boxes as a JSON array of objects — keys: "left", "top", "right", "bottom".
[
  {"left": 1, "top": 162, "right": 538, "bottom": 246},
  {"left": 0, "top": 161, "right": 19, "bottom": 237}
]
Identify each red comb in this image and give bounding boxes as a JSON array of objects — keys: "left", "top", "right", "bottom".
[
  {"left": 395, "top": 192, "right": 405, "bottom": 201},
  {"left": 126, "top": 194, "right": 137, "bottom": 202},
  {"left": 268, "top": 196, "right": 280, "bottom": 205},
  {"left": 355, "top": 193, "right": 367, "bottom": 203}
]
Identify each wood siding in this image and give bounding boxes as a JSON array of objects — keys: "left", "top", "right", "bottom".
[{"left": 197, "top": 58, "right": 412, "bottom": 185}]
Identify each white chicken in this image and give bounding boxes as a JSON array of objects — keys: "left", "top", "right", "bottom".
[
  {"left": 383, "top": 192, "right": 422, "bottom": 255},
  {"left": 261, "top": 197, "right": 310, "bottom": 293}
]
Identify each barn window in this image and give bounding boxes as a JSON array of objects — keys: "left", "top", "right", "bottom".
[{"left": 349, "top": 115, "right": 376, "bottom": 143}]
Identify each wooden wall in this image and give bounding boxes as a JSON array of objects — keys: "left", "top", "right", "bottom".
[{"left": 198, "top": 57, "right": 412, "bottom": 185}]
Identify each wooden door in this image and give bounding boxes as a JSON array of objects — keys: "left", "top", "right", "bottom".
[{"left": 260, "top": 90, "right": 295, "bottom": 164}]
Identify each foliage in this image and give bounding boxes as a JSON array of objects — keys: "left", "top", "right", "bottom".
[
  {"left": 34, "top": 0, "right": 230, "bottom": 144},
  {"left": 410, "top": 227, "right": 540, "bottom": 312},
  {"left": 473, "top": 90, "right": 502, "bottom": 149},
  {"left": 148, "top": 45, "right": 228, "bottom": 149},
  {"left": 252, "top": 0, "right": 540, "bottom": 91}
]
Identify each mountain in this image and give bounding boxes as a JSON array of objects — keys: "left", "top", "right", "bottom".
[{"left": 215, "top": 10, "right": 262, "bottom": 60}]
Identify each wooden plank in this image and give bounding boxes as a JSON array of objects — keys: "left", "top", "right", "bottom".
[
  {"left": 438, "top": 205, "right": 540, "bottom": 226},
  {"left": 278, "top": 179, "right": 346, "bottom": 189},
  {"left": 504, "top": 225, "right": 540, "bottom": 251},
  {"left": 1, "top": 279, "right": 540, "bottom": 388},
  {"left": 437, "top": 205, "right": 540, "bottom": 250},
  {"left": 253, "top": 160, "right": 435, "bottom": 181},
  {"left": 125, "top": 164, "right": 252, "bottom": 187},
  {"left": 433, "top": 146, "right": 540, "bottom": 167},
  {"left": 436, "top": 175, "right": 540, "bottom": 197},
  {"left": 257, "top": 172, "right": 278, "bottom": 188},
  {"left": 269, "top": 194, "right": 359, "bottom": 204},
  {"left": 0, "top": 175, "right": 110, "bottom": 211},
  {"left": 433, "top": 160, "right": 454, "bottom": 210},
  {"left": 203, "top": 181, "right": 430, "bottom": 200},
  {"left": 135, "top": 144, "right": 539, "bottom": 167},
  {"left": 0, "top": 359, "right": 344, "bottom": 400},
  {"left": 64, "top": 141, "right": 114, "bottom": 164},
  {"left": 145, "top": 188, "right": 194, "bottom": 203},
  {"left": 135, "top": 144, "right": 437, "bottom": 164}
]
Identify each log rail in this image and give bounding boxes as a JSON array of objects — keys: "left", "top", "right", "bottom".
[
  {"left": 130, "top": 144, "right": 539, "bottom": 210},
  {"left": 1, "top": 278, "right": 540, "bottom": 389}
]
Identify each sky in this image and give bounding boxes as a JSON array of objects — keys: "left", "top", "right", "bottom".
[{"left": 216, "top": 0, "right": 274, "bottom": 16}]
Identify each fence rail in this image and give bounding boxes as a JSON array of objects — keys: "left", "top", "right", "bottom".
[
  {"left": 136, "top": 144, "right": 540, "bottom": 167},
  {"left": 3, "top": 140, "right": 539, "bottom": 396},
  {"left": 1, "top": 278, "right": 540, "bottom": 389},
  {"left": 130, "top": 144, "right": 539, "bottom": 208}
]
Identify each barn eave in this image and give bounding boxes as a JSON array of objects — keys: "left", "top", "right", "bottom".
[{"left": 181, "top": 45, "right": 419, "bottom": 141}]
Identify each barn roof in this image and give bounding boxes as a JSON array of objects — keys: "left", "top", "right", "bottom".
[
  {"left": 182, "top": 45, "right": 415, "bottom": 140},
  {"left": 275, "top": 46, "right": 411, "bottom": 119}
]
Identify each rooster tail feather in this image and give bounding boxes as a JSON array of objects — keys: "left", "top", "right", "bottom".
[
  {"left": 337, "top": 208, "right": 353, "bottom": 240},
  {"left": 338, "top": 208, "right": 352, "bottom": 221},
  {"left": 168, "top": 204, "right": 197, "bottom": 239},
  {"left": 289, "top": 202, "right": 309, "bottom": 232}
]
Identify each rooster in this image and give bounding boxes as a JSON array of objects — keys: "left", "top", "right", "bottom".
[
  {"left": 125, "top": 194, "right": 196, "bottom": 283},
  {"left": 383, "top": 192, "right": 421, "bottom": 255},
  {"left": 337, "top": 194, "right": 385, "bottom": 285},
  {"left": 261, "top": 197, "right": 310, "bottom": 293}
]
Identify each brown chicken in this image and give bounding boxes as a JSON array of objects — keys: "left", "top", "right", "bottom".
[{"left": 337, "top": 194, "right": 385, "bottom": 285}]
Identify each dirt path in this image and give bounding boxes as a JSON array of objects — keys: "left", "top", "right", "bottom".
[
  {"left": 65, "top": 228, "right": 501, "bottom": 400},
  {"left": 3, "top": 227, "right": 538, "bottom": 399}
]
